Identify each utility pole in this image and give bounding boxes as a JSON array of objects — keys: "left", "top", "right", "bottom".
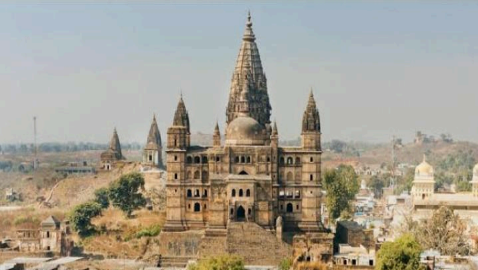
[
  {"left": 33, "top": 116, "right": 38, "bottom": 169},
  {"left": 390, "top": 135, "right": 397, "bottom": 190}
]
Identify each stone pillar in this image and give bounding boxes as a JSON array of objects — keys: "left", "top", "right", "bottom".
[{"left": 276, "top": 216, "right": 283, "bottom": 241}]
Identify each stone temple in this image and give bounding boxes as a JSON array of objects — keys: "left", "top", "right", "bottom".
[{"left": 157, "top": 13, "right": 333, "bottom": 267}]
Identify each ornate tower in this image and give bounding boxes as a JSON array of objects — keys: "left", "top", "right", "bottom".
[
  {"left": 226, "top": 12, "right": 271, "bottom": 126},
  {"left": 301, "top": 90, "right": 321, "bottom": 150},
  {"left": 100, "top": 127, "right": 125, "bottom": 170},
  {"left": 109, "top": 128, "right": 124, "bottom": 159},
  {"left": 164, "top": 95, "right": 190, "bottom": 231},
  {"left": 143, "top": 114, "right": 163, "bottom": 168},
  {"left": 213, "top": 122, "right": 221, "bottom": 147},
  {"left": 299, "top": 90, "right": 323, "bottom": 232},
  {"left": 167, "top": 95, "right": 190, "bottom": 149}
]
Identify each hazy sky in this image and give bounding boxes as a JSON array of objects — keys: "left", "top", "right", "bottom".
[{"left": 1, "top": 2, "right": 477, "bottom": 145}]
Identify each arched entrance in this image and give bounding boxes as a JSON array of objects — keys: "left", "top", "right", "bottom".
[{"left": 237, "top": 206, "right": 246, "bottom": 221}]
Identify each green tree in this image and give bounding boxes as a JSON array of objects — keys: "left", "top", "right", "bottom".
[
  {"left": 376, "top": 234, "right": 425, "bottom": 270},
  {"left": 108, "top": 172, "right": 146, "bottom": 217},
  {"left": 369, "top": 175, "right": 385, "bottom": 198},
  {"left": 94, "top": 187, "right": 110, "bottom": 209},
  {"left": 323, "top": 165, "right": 359, "bottom": 221},
  {"left": 414, "top": 206, "right": 469, "bottom": 255},
  {"left": 188, "top": 254, "right": 245, "bottom": 270},
  {"left": 69, "top": 201, "right": 103, "bottom": 236}
]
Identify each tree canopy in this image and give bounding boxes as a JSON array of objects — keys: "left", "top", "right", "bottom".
[
  {"left": 108, "top": 172, "right": 146, "bottom": 217},
  {"left": 69, "top": 201, "right": 103, "bottom": 236},
  {"left": 376, "top": 234, "right": 425, "bottom": 270},
  {"left": 323, "top": 164, "right": 359, "bottom": 221},
  {"left": 413, "top": 206, "right": 470, "bottom": 256}
]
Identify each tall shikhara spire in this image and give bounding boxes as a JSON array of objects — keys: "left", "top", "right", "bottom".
[
  {"left": 173, "top": 95, "right": 190, "bottom": 133},
  {"left": 147, "top": 114, "right": 162, "bottom": 147},
  {"left": 226, "top": 12, "right": 271, "bottom": 126},
  {"left": 109, "top": 128, "right": 124, "bottom": 159},
  {"left": 302, "top": 90, "right": 321, "bottom": 133}
]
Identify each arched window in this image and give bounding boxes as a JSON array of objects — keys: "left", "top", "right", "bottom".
[
  {"left": 174, "top": 155, "right": 178, "bottom": 161},
  {"left": 187, "top": 171, "right": 192, "bottom": 179},
  {"left": 204, "top": 204, "right": 207, "bottom": 210},
  {"left": 280, "top": 157, "right": 285, "bottom": 165},
  {"left": 195, "top": 189, "right": 200, "bottom": 197},
  {"left": 286, "top": 203, "right": 293, "bottom": 213},
  {"left": 287, "top": 157, "right": 293, "bottom": 165},
  {"left": 232, "top": 189, "right": 236, "bottom": 197},
  {"left": 194, "top": 171, "right": 200, "bottom": 179},
  {"left": 46, "top": 231, "right": 50, "bottom": 238},
  {"left": 174, "top": 173, "right": 178, "bottom": 180},
  {"left": 187, "top": 189, "right": 192, "bottom": 197},
  {"left": 310, "top": 157, "right": 314, "bottom": 162},
  {"left": 248, "top": 208, "right": 252, "bottom": 215},
  {"left": 216, "top": 156, "right": 221, "bottom": 162},
  {"left": 203, "top": 189, "right": 208, "bottom": 197},
  {"left": 296, "top": 204, "right": 300, "bottom": 210},
  {"left": 194, "top": 203, "right": 201, "bottom": 212},
  {"left": 194, "top": 156, "right": 201, "bottom": 164},
  {"left": 286, "top": 172, "right": 293, "bottom": 181},
  {"left": 230, "top": 208, "right": 234, "bottom": 215},
  {"left": 310, "top": 174, "right": 313, "bottom": 181},
  {"left": 239, "top": 189, "right": 244, "bottom": 197},
  {"left": 235, "top": 156, "right": 240, "bottom": 163},
  {"left": 267, "top": 156, "right": 271, "bottom": 162},
  {"left": 202, "top": 170, "right": 208, "bottom": 180},
  {"left": 295, "top": 157, "right": 301, "bottom": 164},
  {"left": 186, "top": 156, "right": 193, "bottom": 163},
  {"left": 188, "top": 204, "right": 191, "bottom": 209},
  {"left": 202, "top": 156, "right": 208, "bottom": 163},
  {"left": 241, "top": 156, "right": 245, "bottom": 163},
  {"left": 246, "top": 189, "right": 251, "bottom": 197},
  {"left": 246, "top": 156, "right": 251, "bottom": 163},
  {"left": 295, "top": 190, "right": 301, "bottom": 198}
]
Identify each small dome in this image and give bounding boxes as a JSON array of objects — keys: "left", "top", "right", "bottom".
[
  {"left": 415, "top": 155, "right": 434, "bottom": 177},
  {"left": 226, "top": 116, "right": 267, "bottom": 145}
]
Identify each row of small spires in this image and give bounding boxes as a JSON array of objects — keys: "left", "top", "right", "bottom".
[{"left": 105, "top": 88, "right": 319, "bottom": 155}]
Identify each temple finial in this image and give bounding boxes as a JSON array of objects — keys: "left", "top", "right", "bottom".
[{"left": 423, "top": 154, "right": 427, "bottom": 162}]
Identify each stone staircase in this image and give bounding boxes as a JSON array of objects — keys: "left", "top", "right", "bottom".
[
  {"left": 197, "top": 229, "right": 228, "bottom": 259},
  {"left": 226, "top": 222, "right": 292, "bottom": 265}
]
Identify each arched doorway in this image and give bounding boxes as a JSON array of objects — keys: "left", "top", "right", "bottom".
[{"left": 237, "top": 206, "right": 246, "bottom": 221}]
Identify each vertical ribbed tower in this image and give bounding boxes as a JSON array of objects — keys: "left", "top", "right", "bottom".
[{"left": 226, "top": 12, "right": 271, "bottom": 126}]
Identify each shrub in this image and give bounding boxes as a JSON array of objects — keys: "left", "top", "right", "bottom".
[
  {"left": 94, "top": 187, "right": 110, "bottom": 209},
  {"left": 188, "top": 254, "right": 245, "bottom": 270},
  {"left": 279, "top": 258, "right": 292, "bottom": 270}
]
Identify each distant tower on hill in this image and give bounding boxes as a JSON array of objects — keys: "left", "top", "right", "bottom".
[
  {"left": 143, "top": 114, "right": 163, "bottom": 169},
  {"left": 100, "top": 128, "right": 125, "bottom": 170}
]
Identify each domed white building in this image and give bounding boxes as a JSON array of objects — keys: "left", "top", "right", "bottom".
[{"left": 411, "top": 155, "right": 435, "bottom": 200}]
